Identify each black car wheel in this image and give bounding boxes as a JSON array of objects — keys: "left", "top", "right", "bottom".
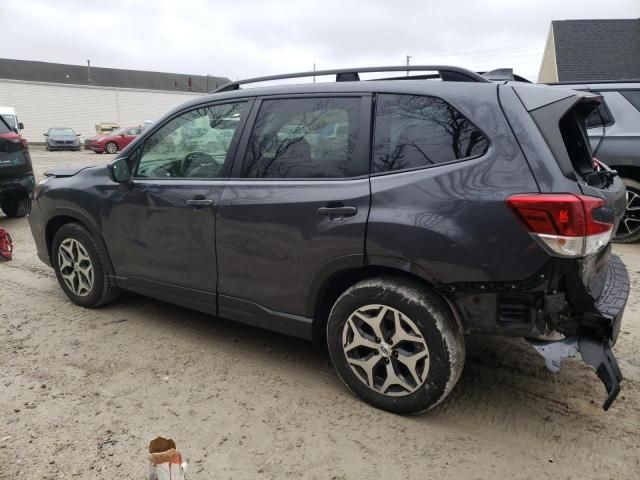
[
  {"left": 327, "top": 276, "right": 465, "bottom": 414},
  {"left": 52, "top": 223, "right": 120, "bottom": 307},
  {"left": 105, "top": 142, "right": 118, "bottom": 154},
  {"left": 0, "top": 192, "right": 31, "bottom": 218},
  {"left": 614, "top": 178, "right": 640, "bottom": 244}
]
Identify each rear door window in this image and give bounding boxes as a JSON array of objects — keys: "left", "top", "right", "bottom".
[
  {"left": 240, "top": 97, "right": 365, "bottom": 179},
  {"left": 373, "top": 94, "right": 488, "bottom": 174}
]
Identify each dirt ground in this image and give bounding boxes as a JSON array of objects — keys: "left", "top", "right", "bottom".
[{"left": 1, "top": 149, "right": 639, "bottom": 479}]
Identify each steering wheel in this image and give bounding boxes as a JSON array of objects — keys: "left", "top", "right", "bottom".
[{"left": 182, "top": 151, "right": 215, "bottom": 177}]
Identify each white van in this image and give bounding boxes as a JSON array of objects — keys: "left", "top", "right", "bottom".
[{"left": 0, "top": 106, "right": 23, "bottom": 132}]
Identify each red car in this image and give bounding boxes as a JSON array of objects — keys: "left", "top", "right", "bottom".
[{"left": 85, "top": 126, "right": 142, "bottom": 154}]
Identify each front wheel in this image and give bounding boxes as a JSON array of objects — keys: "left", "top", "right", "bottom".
[
  {"left": 104, "top": 142, "right": 118, "bottom": 154},
  {"left": 0, "top": 192, "right": 31, "bottom": 218},
  {"left": 52, "top": 223, "right": 120, "bottom": 307},
  {"left": 614, "top": 178, "right": 640, "bottom": 244},
  {"left": 327, "top": 277, "right": 465, "bottom": 414}
]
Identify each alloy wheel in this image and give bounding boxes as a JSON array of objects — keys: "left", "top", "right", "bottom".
[
  {"left": 616, "top": 187, "right": 640, "bottom": 239},
  {"left": 341, "top": 304, "right": 430, "bottom": 396},
  {"left": 105, "top": 142, "right": 117, "bottom": 154},
  {"left": 57, "top": 238, "right": 94, "bottom": 296}
]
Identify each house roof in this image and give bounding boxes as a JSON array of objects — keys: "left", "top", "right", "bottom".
[
  {"left": 0, "top": 58, "right": 230, "bottom": 93},
  {"left": 552, "top": 19, "right": 640, "bottom": 82}
]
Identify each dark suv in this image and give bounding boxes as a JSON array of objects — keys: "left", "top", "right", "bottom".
[
  {"left": 28, "top": 66, "right": 630, "bottom": 414},
  {"left": 0, "top": 116, "right": 33, "bottom": 217}
]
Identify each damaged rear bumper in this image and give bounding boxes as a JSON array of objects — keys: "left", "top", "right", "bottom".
[
  {"left": 527, "top": 254, "right": 629, "bottom": 410},
  {"left": 528, "top": 336, "right": 622, "bottom": 410}
]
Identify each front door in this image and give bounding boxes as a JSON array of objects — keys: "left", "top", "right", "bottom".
[
  {"left": 102, "top": 100, "right": 252, "bottom": 312},
  {"left": 216, "top": 95, "right": 372, "bottom": 333}
]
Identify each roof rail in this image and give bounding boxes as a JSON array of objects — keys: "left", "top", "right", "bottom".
[{"left": 212, "top": 65, "right": 490, "bottom": 93}]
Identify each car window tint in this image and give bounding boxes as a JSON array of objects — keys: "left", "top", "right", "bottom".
[
  {"left": 373, "top": 94, "right": 488, "bottom": 173},
  {"left": 135, "top": 102, "right": 247, "bottom": 179},
  {"left": 620, "top": 90, "right": 640, "bottom": 112},
  {"left": 241, "top": 97, "right": 363, "bottom": 179}
]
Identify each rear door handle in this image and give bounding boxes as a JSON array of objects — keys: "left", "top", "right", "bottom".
[
  {"left": 187, "top": 197, "right": 214, "bottom": 209},
  {"left": 317, "top": 206, "right": 357, "bottom": 217}
]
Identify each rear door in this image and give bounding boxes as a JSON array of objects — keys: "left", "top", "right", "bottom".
[{"left": 216, "top": 94, "right": 371, "bottom": 332}]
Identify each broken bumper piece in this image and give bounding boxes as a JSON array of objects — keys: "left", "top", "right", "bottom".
[{"left": 528, "top": 336, "right": 622, "bottom": 411}]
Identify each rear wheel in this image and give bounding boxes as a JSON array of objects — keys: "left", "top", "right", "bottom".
[
  {"left": 0, "top": 192, "right": 31, "bottom": 218},
  {"left": 327, "top": 276, "right": 465, "bottom": 414},
  {"left": 52, "top": 223, "right": 120, "bottom": 307},
  {"left": 105, "top": 142, "right": 118, "bottom": 154},
  {"left": 614, "top": 178, "right": 640, "bottom": 244}
]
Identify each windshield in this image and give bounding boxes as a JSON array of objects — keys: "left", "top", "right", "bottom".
[
  {"left": 1, "top": 114, "right": 17, "bottom": 129},
  {"left": 50, "top": 128, "right": 76, "bottom": 136}
]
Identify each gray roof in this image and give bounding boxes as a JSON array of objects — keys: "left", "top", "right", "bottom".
[
  {"left": 0, "top": 58, "right": 229, "bottom": 93},
  {"left": 552, "top": 19, "right": 640, "bottom": 82}
]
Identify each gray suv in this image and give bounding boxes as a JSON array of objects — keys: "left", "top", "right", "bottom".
[
  {"left": 547, "top": 82, "right": 640, "bottom": 242},
  {"left": 28, "top": 66, "right": 630, "bottom": 414}
]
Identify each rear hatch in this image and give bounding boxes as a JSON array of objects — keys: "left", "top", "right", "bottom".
[{"left": 511, "top": 85, "right": 626, "bottom": 310}]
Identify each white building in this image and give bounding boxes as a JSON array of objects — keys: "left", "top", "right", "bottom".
[{"left": 0, "top": 58, "right": 229, "bottom": 142}]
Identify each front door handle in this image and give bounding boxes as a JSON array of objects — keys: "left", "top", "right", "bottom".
[
  {"left": 187, "top": 197, "right": 214, "bottom": 209},
  {"left": 317, "top": 206, "right": 357, "bottom": 217}
]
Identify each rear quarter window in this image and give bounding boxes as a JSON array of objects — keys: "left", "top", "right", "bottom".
[{"left": 373, "top": 94, "right": 488, "bottom": 174}]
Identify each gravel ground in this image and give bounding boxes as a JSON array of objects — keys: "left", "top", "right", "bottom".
[{"left": 1, "top": 149, "right": 639, "bottom": 479}]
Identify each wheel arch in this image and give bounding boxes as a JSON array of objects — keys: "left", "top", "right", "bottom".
[
  {"left": 44, "top": 209, "right": 116, "bottom": 276},
  {"left": 310, "top": 261, "right": 463, "bottom": 340}
]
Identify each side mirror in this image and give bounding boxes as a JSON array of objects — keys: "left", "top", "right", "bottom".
[
  {"left": 76, "top": 133, "right": 81, "bottom": 136},
  {"left": 43, "top": 133, "right": 49, "bottom": 136},
  {"left": 108, "top": 157, "right": 131, "bottom": 183},
  {"left": 120, "top": 133, "right": 126, "bottom": 137},
  {"left": 18, "top": 122, "right": 24, "bottom": 130}
]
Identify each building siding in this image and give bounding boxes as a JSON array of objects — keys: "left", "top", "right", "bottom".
[
  {"left": 538, "top": 25, "right": 558, "bottom": 83},
  {"left": 0, "top": 79, "right": 201, "bottom": 142}
]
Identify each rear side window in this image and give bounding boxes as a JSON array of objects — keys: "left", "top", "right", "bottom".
[
  {"left": 620, "top": 90, "right": 640, "bottom": 111},
  {"left": 241, "top": 97, "right": 364, "bottom": 179},
  {"left": 373, "top": 94, "right": 488, "bottom": 174}
]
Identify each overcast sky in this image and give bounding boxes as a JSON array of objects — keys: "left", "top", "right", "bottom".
[{"left": 3, "top": 0, "right": 639, "bottom": 82}]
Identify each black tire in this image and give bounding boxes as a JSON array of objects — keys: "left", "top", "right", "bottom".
[
  {"left": 0, "top": 192, "right": 31, "bottom": 218},
  {"left": 45, "top": 145, "right": 50, "bottom": 151},
  {"left": 51, "top": 223, "right": 120, "bottom": 308},
  {"left": 104, "top": 142, "right": 118, "bottom": 154},
  {"left": 613, "top": 178, "right": 640, "bottom": 244},
  {"left": 327, "top": 276, "right": 465, "bottom": 415}
]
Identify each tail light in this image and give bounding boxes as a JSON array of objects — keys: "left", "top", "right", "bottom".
[{"left": 506, "top": 193, "right": 613, "bottom": 257}]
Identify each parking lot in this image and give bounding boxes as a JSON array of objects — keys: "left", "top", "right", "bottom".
[{"left": 1, "top": 148, "right": 639, "bottom": 479}]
